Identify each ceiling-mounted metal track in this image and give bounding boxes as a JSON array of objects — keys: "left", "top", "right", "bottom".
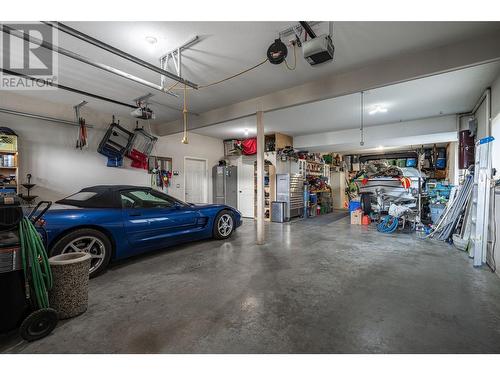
[
  {"left": 279, "top": 21, "right": 321, "bottom": 39},
  {"left": 159, "top": 35, "right": 200, "bottom": 90},
  {"left": 42, "top": 21, "right": 198, "bottom": 89},
  {"left": 0, "top": 107, "right": 96, "bottom": 129},
  {"left": 0, "top": 68, "right": 138, "bottom": 109},
  {"left": 299, "top": 21, "right": 317, "bottom": 39},
  {"left": 1, "top": 24, "right": 179, "bottom": 97}
]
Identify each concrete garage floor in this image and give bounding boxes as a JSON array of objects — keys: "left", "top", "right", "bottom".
[{"left": 2, "top": 213, "right": 500, "bottom": 353}]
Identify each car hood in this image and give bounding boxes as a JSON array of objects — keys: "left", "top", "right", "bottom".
[
  {"left": 190, "top": 203, "right": 228, "bottom": 209},
  {"left": 190, "top": 203, "right": 240, "bottom": 214}
]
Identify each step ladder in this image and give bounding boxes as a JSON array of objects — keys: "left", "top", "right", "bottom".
[{"left": 471, "top": 136, "right": 495, "bottom": 267}]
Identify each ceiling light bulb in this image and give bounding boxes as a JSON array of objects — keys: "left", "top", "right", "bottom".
[
  {"left": 145, "top": 36, "right": 158, "bottom": 45},
  {"left": 244, "top": 128, "right": 249, "bottom": 136}
]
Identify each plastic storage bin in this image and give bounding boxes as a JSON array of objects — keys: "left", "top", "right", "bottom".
[
  {"left": 0, "top": 134, "right": 18, "bottom": 152},
  {"left": 349, "top": 200, "right": 361, "bottom": 212}
]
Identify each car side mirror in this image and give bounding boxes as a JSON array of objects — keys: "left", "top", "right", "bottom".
[{"left": 173, "top": 202, "right": 182, "bottom": 210}]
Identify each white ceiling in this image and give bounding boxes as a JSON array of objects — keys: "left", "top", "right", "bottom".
[
  {"left": 3, "top": 21, "right": 500, "bottom": 125},
  {"left": 193, "top": 61, "right": 500, "bottom": 139}
]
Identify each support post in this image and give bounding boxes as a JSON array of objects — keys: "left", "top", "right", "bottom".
[{"left": 256, "top": 111, "right": 265, "bottom": 245}]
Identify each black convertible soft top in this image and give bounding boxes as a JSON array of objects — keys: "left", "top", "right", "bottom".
[{"left": 56, "top": 185, "right": 151, "bottom": 209}]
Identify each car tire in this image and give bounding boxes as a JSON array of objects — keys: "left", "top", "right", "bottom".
[
  {"left": 50, "top": 228, "right": 112, "bottom": 278},
  {"left": 360, "top": 193, "right": 372, "bottom": 215},
  {"left": 213, "top": 210, "right": 235, "bottom": 240}
]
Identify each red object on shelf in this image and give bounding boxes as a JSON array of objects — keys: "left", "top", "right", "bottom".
[
  {"left": 241, "top": 138, "right": 257, "bottom": 155},
  {"left": 129, "top": 149, "right": 148, "bottom": 170}
]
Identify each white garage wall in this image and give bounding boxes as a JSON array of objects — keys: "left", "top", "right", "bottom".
[
  {"left": 492, "top": 74, "right": 500, "bottom": 122},
  {"left": 0, "top": 92, "right": 223, "bottom": 203},
  {"left": 293, "top": 115, "right": 458, "bottom": 152},
  {"left": 153, "top": 132, "right": 224, "bottom": 203}
]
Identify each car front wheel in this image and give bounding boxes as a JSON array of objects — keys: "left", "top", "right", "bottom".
[
  {"left": 213, "top": 210, "right": 235, "bottom": 240},
  {"left": 50, "top": 228, "right": 112, "bottom": 278}
]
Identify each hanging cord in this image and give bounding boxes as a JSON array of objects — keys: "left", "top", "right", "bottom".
[
  {"left": 284, "top": 43, "right": 297, "bottom": 71},
  {"left": 165, "top": 80, "right": 179, "bottom": 92},
  {"left": 198, "top": 58, "right": 268, "bottom": 89},
  {"left": 360, "top": 91, "right": 365, "bottom": 146},
  {"left": 181, "top": 83, "right": 189, "bottom": 143},
  {"left": 162, "top": 57, "right": 269, "bottom": 131},
  {"left": 165, "top": 58, "right": 268, "bottom": 92}
]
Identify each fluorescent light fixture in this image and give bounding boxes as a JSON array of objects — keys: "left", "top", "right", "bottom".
[
  {"left": 145, "top": 36, "right": 158, "bottom": 45},
  {"left": 244, "top": 128, "right": 249, "bottom": 136},
  {"left": 369, "top": 105, "right": 388, "bottom": 115}
]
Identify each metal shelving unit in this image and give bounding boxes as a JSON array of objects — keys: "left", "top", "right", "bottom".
[{"left": 0, "top": 144, "right": 19, "bottom": 196}]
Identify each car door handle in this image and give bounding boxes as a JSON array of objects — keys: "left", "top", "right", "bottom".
[{"left": 129, "top": 212, "right": 142, "bottom": 217}]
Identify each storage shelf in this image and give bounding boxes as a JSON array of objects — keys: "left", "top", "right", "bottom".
[{"left": 0, "top": 133, "right": 19, "bottom": 195}]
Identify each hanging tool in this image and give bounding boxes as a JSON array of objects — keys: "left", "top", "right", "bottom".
[
  {"left": 76, "top": 117, "right": 88, "bottom": 149},
  {"left": 74, "top": 101, "right": 88, "bottom": 150}
]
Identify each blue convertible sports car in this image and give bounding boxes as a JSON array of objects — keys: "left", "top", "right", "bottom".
[{"left": 38, "top": 185, "right": 242, "bottom": 277}]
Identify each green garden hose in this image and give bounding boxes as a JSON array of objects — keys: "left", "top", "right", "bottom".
[{"left": 19, "top": 217, "right": 53, "bottom": 309}]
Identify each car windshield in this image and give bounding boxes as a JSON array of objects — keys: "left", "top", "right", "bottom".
[
  {"left": 62, "top": 192, "right": 97, "bottom": 201},
  {"left": 120, "top": 189, "right": 189, "bottom": 209}
]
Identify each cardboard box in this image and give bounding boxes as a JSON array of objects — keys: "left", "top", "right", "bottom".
[{"left": 351, "top": 209, "right": 362, "bottom": 225}]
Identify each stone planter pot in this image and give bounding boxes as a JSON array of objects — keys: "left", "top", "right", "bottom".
[{"left": 49, "top": 252, "right": 91, "bottom": 319}]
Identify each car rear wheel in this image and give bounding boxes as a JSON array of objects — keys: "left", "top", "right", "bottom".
[
  {"left": 50, "top": 228, "right": 112, "bottom": 278},
  {"left": 213, "top": 210, "right": 235, "bottom": 240}
]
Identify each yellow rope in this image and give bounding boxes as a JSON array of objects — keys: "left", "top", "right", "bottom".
[
  {"left": 284, "top": 44, "right": 297, "bottom": 71},
  {"left": 198, "top": 58, "right": 268, "bottom": 89},
  {"left": 181, "top": 83, "right": 189, "bottom": 144},
  {"left": 162, "top": 57, "right": 270, "bottom": 144},
  {"left": 165, "top": 58, "right": 269, "bottom": 92}
]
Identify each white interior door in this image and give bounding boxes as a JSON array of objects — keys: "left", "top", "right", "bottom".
[
  {"left": 238, "top": 157, "right": 255, "bottom": 218},
  {"left": 184, "top": 158, "right": 207, "bottom": 204}
]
